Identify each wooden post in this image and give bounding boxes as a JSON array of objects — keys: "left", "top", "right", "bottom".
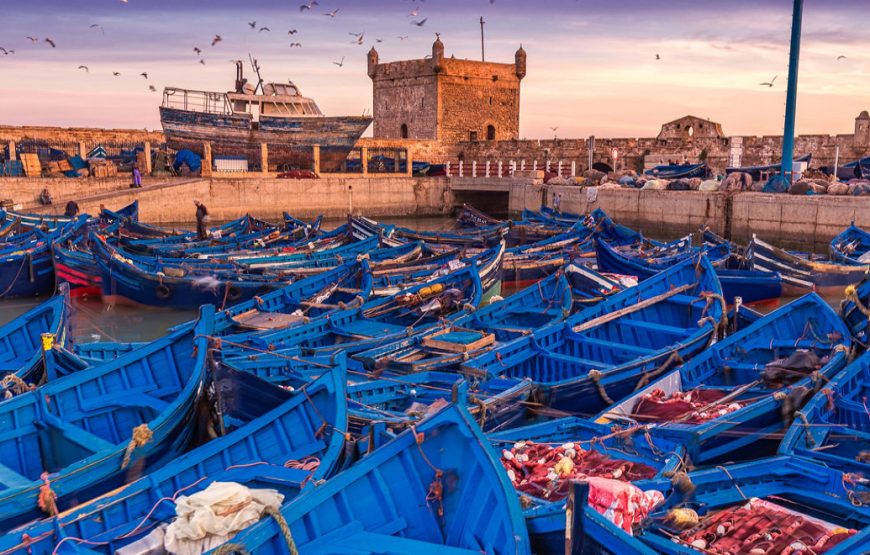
[
  {"left": 459, "top": 160, "right": 464, "bottom": 177},
  {"left": 497, "top": 160, "right": 503, "bottom": 178},
  {"left": 360, "top": 146, "right": 368, "bottom": 175},
  {"left": 485, "top": 160, "right": 491, "bottom": 178},
  {"left": 446, "top": 161, "right": 451, "bottom": 177},
  {"left": 260, "top": 143, "right": 269, "bottom": 174},
  {"left": 571, "top": 161, "right": 577, "bottom": 177},
  {"left": 565, "top": 481, "right": 589, "bottom": 555},
  {"left": 406, "top": 148, "right": 413, "bottom": 176},
  {"left": 533, "top": 160, "right": 537, "bottom": 172},
  {"left": 143, "top": 141, "right": 153, "bottom": 175},
  {"left": 312, "top": 145, "right": 321, "bottom": 175},
  {"left": 7, "top": 141, "right": 16, "bottom": 161},
  {"left": 79, "top": 142, "right": 87, "bottom": 160},
  {"left": 472, "top": 161, "right": 477, "bottom": 177},
  {"left": 201, "top": 143, "right": 213, "bottom": 177},
  {"left": 558, "top": 160, "right": 563, "bottom": 176}
]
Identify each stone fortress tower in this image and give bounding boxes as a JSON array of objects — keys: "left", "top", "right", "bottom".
[{"left": 368, "top": 37, "right": 525, "bottom": 143}]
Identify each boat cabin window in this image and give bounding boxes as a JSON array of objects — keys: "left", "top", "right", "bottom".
[
  {"left": 400, "top": 124, "right": 409, "bottom": 138},
  {"left": 487, "top": 125, "right": 496, "bottom": 141}
]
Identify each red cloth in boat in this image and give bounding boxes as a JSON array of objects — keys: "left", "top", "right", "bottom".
[{"left": 632, "top": 387, "right": 746, "bottom": 424}]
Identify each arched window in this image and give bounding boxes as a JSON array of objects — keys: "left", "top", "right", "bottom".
[
  {"left": 486, "top": 125, "right": 496, "bottom": 141},
  {"left": 400, "top": 124, "right": 408, "bottom": 138}
]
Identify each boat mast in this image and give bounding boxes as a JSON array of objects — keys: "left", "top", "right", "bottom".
[
  {"left": 249, "top": 53, "right": 264, "bottom": 95},
  {"left": 780, "top": 0, "right": 804, "bottom": 186}
]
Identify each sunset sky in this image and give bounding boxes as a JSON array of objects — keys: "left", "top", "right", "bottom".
[{"left": 0, "top": 0, "right": 867, "bottom": 138}]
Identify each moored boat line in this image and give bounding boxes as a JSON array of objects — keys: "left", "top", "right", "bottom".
[{"left": 0, "top": 202, "right": 866, "bottom": 553}]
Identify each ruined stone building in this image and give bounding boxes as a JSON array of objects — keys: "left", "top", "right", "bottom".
[{"left": 367, "top": 38, "right": 525, "bottom": 143}]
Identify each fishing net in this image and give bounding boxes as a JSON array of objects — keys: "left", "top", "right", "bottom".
[
  {"left": 500, "top": 440, "right": 657, "bottom": 501},
  {"left": 632, "top": 388, "right": 747, "bottom": 424},
  {"left": 674, "top": 497, "right": 857, "bottom": 554}
]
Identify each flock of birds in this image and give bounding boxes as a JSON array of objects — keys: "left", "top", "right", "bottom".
[
  {"left": 0, "top": 0, "right": 855, "bottom": 98},
  {"left": 0, "top": 0, "right": 438, "bottom": 97}
]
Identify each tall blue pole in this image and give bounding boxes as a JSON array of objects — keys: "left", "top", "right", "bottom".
[{"left": 780, "top": 0, "right": 804, "bottom": 184}]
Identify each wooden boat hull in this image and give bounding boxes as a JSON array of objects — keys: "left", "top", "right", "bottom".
[
  {"left": 638, "top": 457, "right": 870, "bottom": 554},
  {"left": 160, "top": 107, "right": 372, "bottom": 172},
  {"left": 596, "top": 293, "right": 851, "bottom": 464},
  {"left": 0, "top": 283, "right": 71, "bottom": 395},
  {"left": 0, "top": 364, "right": 347, "bottom": 554},
  {"left": 0, "top": 306, "right": 212, "bottom": 531},
  {"left": 779, "top": 350, "right": 870, "bottom": 477},
  {"left": 215, "top": 405, "right": 530, "bottom": 554},
  {"left": 462, "top": 255, "right": 723, "bottom": 414},
  {"left": 748, "top": 235, "right": 868, "bottom": 295}
]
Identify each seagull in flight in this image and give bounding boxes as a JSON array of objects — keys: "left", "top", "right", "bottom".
[
  {"left": 300, "top": 1, "right": 318, "bottom": 12},
  {"left": 397, "top": 35, "right": 409, "bottom": 41},
  {"left": 248, "top": 21, "right": 256, "bottom": 29},
  {"left": 411, "top": 18, "right": 428, "bottom": 27},
  {"left": 78, "top": 65, "right": 89, "bottom": 71},
  {"left": 324, "top": 9, "right": 340, "bottom": 17},
  {"left": 25, "top": 36, "right": 38, "bottom": 43},
  {"left": 259, "top": 27, "right": 271, "bottom": 32},
  {"left": 333, "top": 56, "right": 345, "bottom": 67},
  {"left": 288, "top": 29, "right": 298, "bottom": 35},
  {"left": 140, "top": 72, "right": 148, "bottom": 79},
  {"left": 289, "top": 42, "right": 302, "bottom": 48},
  {"left": 0, "top": 47, "right": 13, "bottom": 55},
  {"left": 89, "top": 24, "right": 104, "bottom": 34},
  {"left": 149, "top": 85, "right": 157, "bottom": 92},
  {"left": 759, "top": 75, "right": 777, "bottom": 87},
  {"left": 655, "top": 53, "right": 660, "bottom": 60},
  {"left": 409, "top": 7, "right": 420, "bottom": 16},
  {"left": 200, "top": 59, "right": 206, "bottom": 65},
  {"left": 44, "top": 38, "right": 56, "bottom": 47},
  {"left": 211, "top": 35, "right": 222, "bottom": 46},
  {"left": 837, "top": 55, "right": 847, "bottom": 61},
  {"left": 193, "top": 47, "right": 202, "bottom": 55},
  {"left": 113, "top": 71, "right": 121, "bottom": 76}
]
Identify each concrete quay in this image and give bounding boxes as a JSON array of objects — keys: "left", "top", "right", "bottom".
[{"left": 4, "top": 175, "right": 869, "bottom": 252}]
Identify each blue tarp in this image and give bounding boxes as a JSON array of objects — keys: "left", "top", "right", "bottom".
[{"left": 173, "top": 149, "right": 202, "bottom": 173}]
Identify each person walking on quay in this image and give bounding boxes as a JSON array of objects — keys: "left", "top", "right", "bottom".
[
  {"left": 552, "top": 191, "right": 561, "bottom": 214},
  {"left": 39, "top": 188, "right": 53, "bottom": 205},
  {"left": 64, "top": 199, "right": 79, "bottom": 217},
  {"left": 132, "top": 165, "right": 142, "bottom": 188},
  {"left": 194, "top": 199, "right": 209, "bottom": 240}
]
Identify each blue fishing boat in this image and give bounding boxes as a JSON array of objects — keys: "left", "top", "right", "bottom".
[
  {"left": 830, "top": 221, "right": 870, "bottom": 265},
  {"left": 98, "top": 200, "right": 140, "bottom": 223},
  {"left": 457, "top": 203, "right": 504, "bottom": 228},
  {"left": 347, "top": 372, "right": 536, "bottom": 433},
  {"left": 0, "top": 305, "right": 212, "bottom": 531},
  {"left": 779, "top": 350, "right": 870, "bottom": 477},
  {"left": 215, "top": 259, "right": 373, "bottom": 337},
  {"left": 355, "top": 271, "right": 572, "bottom": 375},
  {"left": 748, "top": 234, "right": 868, "bottom": 295},
  {"left": 596, "top": 293, "right": 851, "bottom": 464},
  {"left": 0, "top": 283, "right": 71, "bottom": 396},
  {"left": 0, "top": 217, "right": 87, "bottom": 299},
  {"left": 595, "top": 237, "right": 783, "bottom": 305},
  {"left": 93, "top": 234, "right": 284, "bottom": 309},
  {"left": 565, "top": 262, "right": 635, "bottom": 305},
  {"left": 841, "top": 276, "right": 870, "bottom": 345},
  {"left": 223, "top": 244, "right": 502, "bottom": 360},
  {"left": 638, "top": 457, "right": 869, "bottom": 554},
  {"left": 202, "top": 404, "right": 530, "bottom": 554},
  {"left": 488, "top": 416, "right": 686, "bottom": 554},
  {"left": 643, "top": 162, "right": 709, "bottom": 179},
  {"left": 462, "top": 254, "right": 724, "bottom": 414},
  {"left": 0, "top": 362, "right": 347, "bottom": 554},
  {"left": 725, "top": 153, "right": 812, "bottom": 180}
]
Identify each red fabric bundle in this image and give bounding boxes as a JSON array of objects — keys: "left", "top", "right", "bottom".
[
  {"left": 633, "top": 387, "right": 746, "bottom": 424},
  {"left": 678, "top": 498, "right": 857, "bottom": 554}
]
